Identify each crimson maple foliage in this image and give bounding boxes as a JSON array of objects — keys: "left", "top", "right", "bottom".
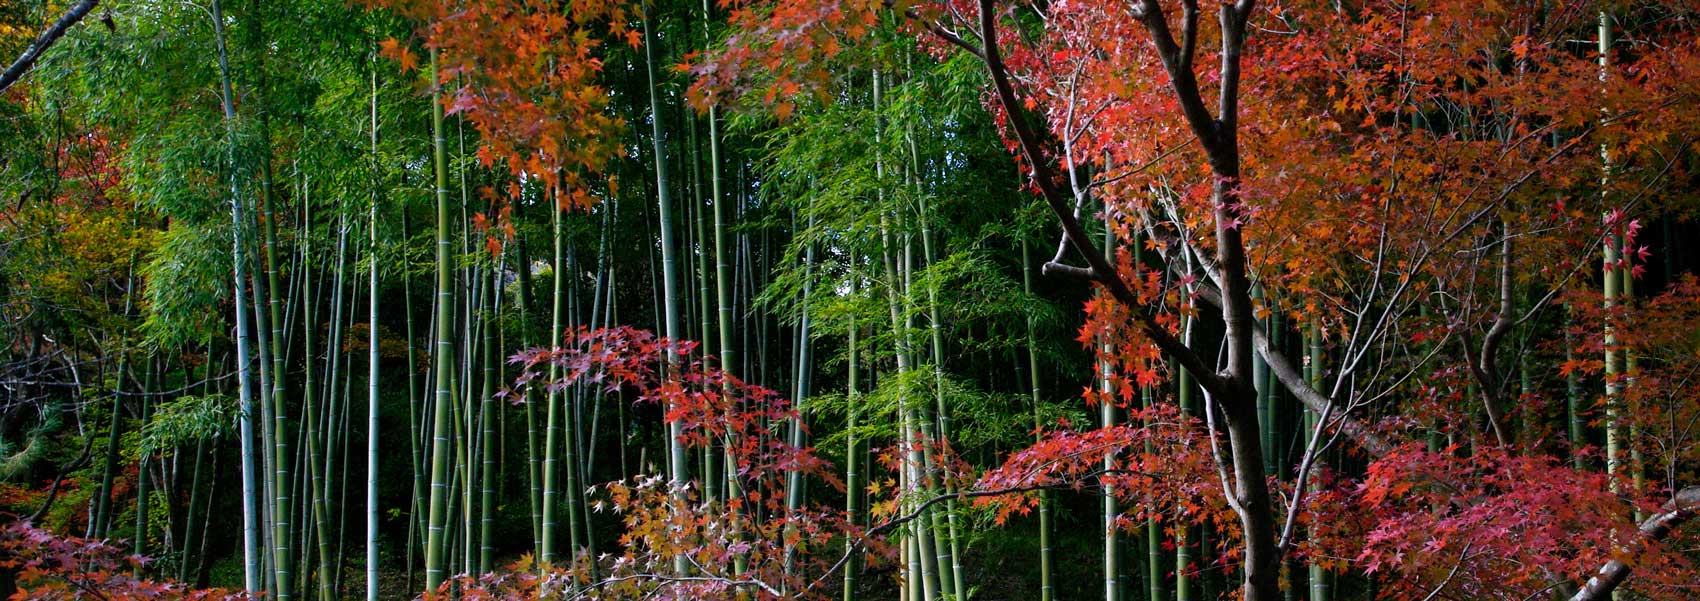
[
  {"left": 1313, "top": 446, "right": 1655, "bottom": 597},
  {"left": 433, "top": 326, "right": 876, "bottom": 599},
  {"left": 0, "top": 522, "right": 248, "bottom": 600}
]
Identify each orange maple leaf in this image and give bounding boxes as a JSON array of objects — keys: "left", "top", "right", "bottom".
[{"left": 378, "top": 38, "right": 419, "bottom": 73}]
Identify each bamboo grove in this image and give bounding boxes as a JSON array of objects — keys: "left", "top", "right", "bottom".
[{"left": 3, "top": 0, "right": 1700, "bottom": 600}]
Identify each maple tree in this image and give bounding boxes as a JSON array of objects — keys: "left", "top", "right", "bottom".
[{"left": 694, "top": 0, "right": 1700, "bottom": 598}]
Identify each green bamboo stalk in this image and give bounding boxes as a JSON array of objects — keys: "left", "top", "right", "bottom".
[
  {"left": 1266, "top": 310, "right": 1283, "bottom": 477},
  {"left": 323, "top": 217, "right": 351, "bottom": 513},
  {"left": 262, "top": 101, "right": 292, "bottom": 601},
  {"left": 562, "top": 242, "right": 587, "bottom": 561},
  {"left": 642, "top": 11, "right": 691, "bottom": 577},
  {"left": 785, "top": 202, "right": 816, "bottom": 586},
  {"left": 294, "top": 421, "right": 311, "bottom": 595},
  {"left": 195, "top": 433, "right": 223, "bottom": 586},
  {"left": 461, "top": 271, "right": 478, "bottom": 577},
  {"left": 250, "top": 174, "right": 279, "bottom": 600},
  {"left": 1176, "top": 316, "right": 1193, "bottom": 601},
  {"left": 1139, "top": 209, "right": 1163, "bottom": 598},
  {"left": 266, "top": 169, "right": 294, "bottom": 601},
  {"left": 785, "top": 207, "right": 814, "bottom": 513},
  {"left": 1253, "top": 284, "right": 1273, "bottom": 474},
  {"left": 93, "top": 303, "right": 131, "bottom": 540},
  {"left": 189, "top": 353, "right": 224, "bottom": 556},
  {"left": 457, "top": 128, "right": 479, "bottom": 578},
  {"left": 843, "top": 281, "right": 862, "bottom": 601},
  {"left": 1518, "top": 353, "right": 1534, "bottom": 449},
  {"left": 365, "top": 54, "right": 381, "bottom": 601},
  {"left": 1022, "top": 239, "right": 1055, "bottom": 601},
  {"left": 690, "top": 114, "right": 711, "bottom": 355},
  {"left": 300, "top": 196, "right": 336, "bottom": 601},
  {"left": 1306, "top": 322, "right": 1328, "bottom": 601},
  {"left": 423, "top": 47, "right": 455, "bottom": 595},
  {"left": 134, "top": 359, "right": 155, "bottom": 574},
  {"left": 401, "top": 208, "right": 424, "bottom": 593},
  {"left": 577, "top": 240, "right": 608, "bottom": 574},
  {"left": 480, "top": 268, "right": 498, "bottom": 573},
  {"left": 910, "top": 104, "right": 963, "bottom": 600},
  {"left": 513, "top": 202, "right": 543, "bottom": 552},
  {"left": 541, "top": 194, "right": 565, "bottom": 566},
  {"left": 207, "top": 0, "right": 265, "bottom": 591},
  {"left": 179, "top": 437, "right": 206, "bottom": 582},
  {"left": 1565, "top": 304, "right": 1584, "bottom": 470},
  {"left": 1621, "top": 262, "right": 1644, "bottom": 515},
  {"left": 335, "top": 347, "right": 355, "bottom": 598},
  {"left": 700, "top": 0, "right": 740, "bottom": 521},
  {"left": 874, "top": 68, "right": 938, "bottom": 601},
  {"left": 567, "top": 245, "right": 594, "bottom": 567},
  {"left": 894, "top": 262, "right": 938, "bottom": 601},
  {"left": 687, "top": 99, "right": 723, "bottom": 507},
  {"left": 906, "top": 223, "right": 943, "bottom": 601},
  {"left": 642, "top": 2, "right": 690, "bottom": 497},
  {"left": 1146, "top": 386, "right": 1165, "bottom": 601},
  {"left": 451, "top": 290, "right": 473, "bottom": 577},
  {"left": 333, "top": 218, "right": 354, "bottom": 593}
]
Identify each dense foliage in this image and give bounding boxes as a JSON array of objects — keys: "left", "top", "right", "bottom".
[{"left": 2, "top": 0, "right": 1699, "bottom": 600}]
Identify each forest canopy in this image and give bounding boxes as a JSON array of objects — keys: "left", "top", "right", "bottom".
[{"left": 2, "top": 0, "right": 1700, "bottom": 600}]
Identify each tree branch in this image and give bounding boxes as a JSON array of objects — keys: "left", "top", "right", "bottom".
[
  {"left": 806, "top": 481, "right": 1064, "bottom": 592},
  {"left": 1189, "top": 283, "right": 1396, "bottom": 458},
  {"left": 1569, "top": 486, "right": 1700, "bottom": 601},
  {"left": 968, "top": 0, "right": 1226, "bottom": 399},
  {"left": 1136, "top": 0, "right": 1219, "bottom": 153},
  {"left": 27, "top": 433, "right": 95, "bottom": 522},
  {"left": 1468, "top": 222, "right": 1515, "bottom": 447},
  {"left": 904, "top": 7, "right": 984, "bottom": 59},
  {"left": 1215, "top": 1, "right": 1251, "bottom": 139},
  {"left": 1040, "top": 260, "right": 1095, "bottom": 281},
  {"left": 0, "top": 0, "right": 101, "bottom": 95}
]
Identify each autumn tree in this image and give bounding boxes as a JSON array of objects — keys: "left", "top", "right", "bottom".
[{"left": 697, "top": 0, "right": 1700, "bottom": 598}]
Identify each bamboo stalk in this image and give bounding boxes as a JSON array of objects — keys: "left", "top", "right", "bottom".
[
  {"left": 208, "top": 0, "right": 269, "bottom": 592},
  {"left": 423, "top": 47, "right": 456, "bottom": 595},
  {"left": 365, "top": 53, "right": 381, "bottom": 601},
  {"left": 643, "top": 9, "right": 691, "bottom": 576},
  {"left": 1022, "top": 239, "right": 1055, "bottom": 601}
]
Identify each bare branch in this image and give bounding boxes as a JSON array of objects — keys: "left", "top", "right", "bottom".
[
  {"left": 1041, "top": 261, "right": 1096, "bottom": 281},
  {"left": 0, "top": 0, "right": 101, "bottom": 95},
  {"left": 1135, "top": 0, "right": 1220, "bottom": 153},
  {"left": 905, "top": 7, "right": 985, "bottom": 59},
  {"left": 967, "top": 0, "right": 1227, "bottom": 398}
]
